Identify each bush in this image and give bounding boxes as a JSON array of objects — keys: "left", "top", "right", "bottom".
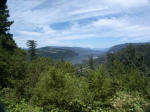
[
  {"left": 0, "top": 88, "right": 43, "bottom": 112},
  {"left": 111, "top": 91, "right": 150, "bottom": 112},
  {"left": 7, "top": 99, "right": 43, "bottom": 112},
  {"left": 88, "top": 65, "right": 113, "bottom": 101},
  {"left": 30, "top": 66, "right": 81, "bottom": 111}
]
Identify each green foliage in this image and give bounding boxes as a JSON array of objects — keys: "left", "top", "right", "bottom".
[
  {"left": 1, "top": 49, "right": 150, "bottom": 112},
  {"left": 8, "top": 99, "right": 43, "bottom": 112},
  {"left": 0, "top": 48, "right": 11, "bottom": 87},
  {"left": 108, "top": 60, "right": 150, "bottom": 96},
  {"left": 37, "top": 47, "right": 78, "bottom": 60},
  {"left": 30, "top": 66, "right": 80, "bottom": 110},
  {"left": 88, "top": 55, "right": 94, "bottom": 70},
  {"left": 107, "top": 44, "right": 148, "bottom": 75},
  {"left": 88, "top": 65, "right": 113, "bottom": 101},
  {"left": 27, "top": 40, "right": 37, "bottom": 60},
  {"left": 0, "top": 0, "right": 16, "bottom": 50},
  {"left": 0, "top": 88, "right": 43, "bottom": 112},
  {"left": 1, "top": 0, "right": 150, "bottom": 111},
  {"left": 0, "top": 48, "right": 26, "bottom": 88},
  {"left": 0, "top": 0, "right": 18, "bottom": 88},
  {"left": 111, "top": 91, "right": 150, "bottom": 112}
]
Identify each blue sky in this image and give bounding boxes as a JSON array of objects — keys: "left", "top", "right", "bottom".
[{"left": 7, "top": 0, "right": 150, "bottom": 48}]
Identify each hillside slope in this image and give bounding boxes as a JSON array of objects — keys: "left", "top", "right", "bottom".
[
  {"left": 108, "top": 42, "right": 150, "bottom": 53},
  {"left": 36, "top": 46, "right": 104, "bottom": 64}
]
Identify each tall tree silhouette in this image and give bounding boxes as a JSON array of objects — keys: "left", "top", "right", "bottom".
[
  {"left": 27, "top": 40, "right": 37, "bottom": 60},
  {"left": 88, "top": 55, "right": 94, "bottom": 70},
  {"left": 0, "top": 0, "right": 17, "bottom": 87},
  {"left": 0, "top": 0, "right": 16, "bottom": 50}
]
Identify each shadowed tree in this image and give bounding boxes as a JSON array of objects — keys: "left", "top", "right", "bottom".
[
  {"left": 0, "top": 0, "right": 16, "bottom": 50},
  {"left": 0, "top": 102, "right": 5, "bottom": 112},
  {"left": 27, "top": 40, "right": 37, "bottom": 60},
  {"left": 0, "top": 0, "right": 17, "bottom": 87},
  {"left": 88, "top": 54, "right": 94, "bottom": 70},
  {"left": 60, "top": 57, "right": 65, "bottom": 63}
]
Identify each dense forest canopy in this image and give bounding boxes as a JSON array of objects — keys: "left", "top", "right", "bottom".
[{"left": 0, "top": 0, "right": 150, "bottom": 112}]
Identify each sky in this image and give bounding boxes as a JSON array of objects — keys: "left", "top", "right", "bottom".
[{"left": 7, "top": 0, "right": 150, "bottom": 48}]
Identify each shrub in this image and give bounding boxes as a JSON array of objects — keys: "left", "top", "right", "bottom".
[
  {"left": 88, "top": 65, "right": 113, "bottom": 101},
  {"left": 30, "top": 66, "right": 81, "bottom": 111},
  {"left": 111, "top": 91, "right": 150, "bottom": 112}
]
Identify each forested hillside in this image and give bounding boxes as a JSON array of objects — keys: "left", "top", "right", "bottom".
[
  {"left": 0, "top": 0, "right": 150, "bottom": 112},
  {"left": 36, "top": 47, "right": 78, "bottom": 60},
  {"left": 36, "top": 46, "right": 103, "bottom": 64},
  {"left": 107, "top": 44, "right": 150, "bottom": 76},
  {"left": 108, "top": 42, "right": 150, "bottom": 53}
]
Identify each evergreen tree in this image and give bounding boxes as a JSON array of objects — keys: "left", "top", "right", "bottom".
[
  {"left": 60, "top": 57, "right": 65, "bottom": 63},
  {"left": 0, "top": 0, "right": 17, "bottom": 87},
  {"left": 107, "top": 44, "right": 147, "bottom": 75},
  {"left": 27, "top": 40, "right": 37, "bottom": 60},
  {"left": 0, "top": 101, "right": 5, "bottom": 112},
  {"left": 0, "top": 0, "right": 16, "bottom": 50},
  {"left": 88, "top": 55, "right": 94, "bottom": 70}
]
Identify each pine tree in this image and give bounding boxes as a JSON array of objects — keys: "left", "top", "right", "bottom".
[
  {"left": 88, "top": 55, "right": 94, "bottom": 70},
  {"left": 0, "top": 0, "right": 16, "bottom": 50},
  {"left": 0, "top": 0, "right": 18, "bottom": 87},
  {"left": 60, "top": 57, "right": 65, "bottom": 63},
  {"left": 27, "top": 40, "right": 37, "bottom": 60}
]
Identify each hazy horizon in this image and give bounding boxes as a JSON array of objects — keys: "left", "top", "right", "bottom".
[{"left": 8, "top": 0, "right": 150, "bottom": 48}]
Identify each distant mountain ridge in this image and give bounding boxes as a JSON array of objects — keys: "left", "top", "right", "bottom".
[
  {"left": 37, "top": 47, "right": 78, "bottom": 59},
  {"left": 108, "top": 42, "right": 150, "bottom": 53},
  {"left": 27, "top": 42, "right": 150, "bottom": 64},
  {"left": 36, "top": 42, "right": 150, "bottom": 64},
  {"left": 36, "top": 46, "right": 105, "bottom": 64}
]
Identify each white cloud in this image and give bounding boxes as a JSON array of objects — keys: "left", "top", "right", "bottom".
[
  {"left": 7, "top": 0, "right": 150, "bottom": 48},
  {"left": 92, "top": 18, "right": 150, "bottom": 40},
  {"left": 42, "top": 26, "right": 55, "bottom": 34},
  {"left": 104, "top": 0, "right": 150, "bottom": 8},
  {"left": 18, "top": 31, "right": 42, "bottom": 36},
  {"left": 70, "top": 7, "right": 108, "bottom": 15}
]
